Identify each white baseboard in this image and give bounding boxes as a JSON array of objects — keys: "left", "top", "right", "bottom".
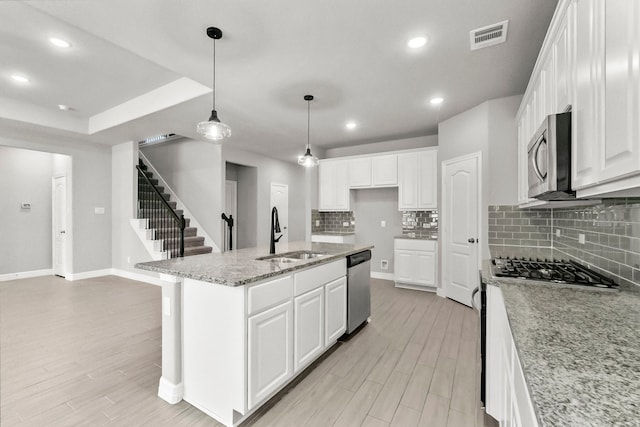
[
  {"left": 158, "top": 377, "right": 184, "bottom": 404},
  {"left": 371, "top": 271, "right": 396, "bottom": 281},
  {"left": 65, "top": 269, "right": 112, "bottom": 281},
  {"left": 436, "top": 287, "right": 446, "bottom": 298},
  {"left": 111, "top": 268, "right": 163, "bottom": 286},
  {"left": 395, "top": 283, "right": 437, "bottom": 293},
  {"left": 0, "top": 269, "right": 53, "bottom": 282}
]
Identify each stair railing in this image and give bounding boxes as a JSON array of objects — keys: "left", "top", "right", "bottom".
[{"left": 136, "top": 163, "right": 185, "bottom": 258}]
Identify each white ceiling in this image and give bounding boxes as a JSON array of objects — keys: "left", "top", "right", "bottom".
[{"left": 0, "top": 0, "right": 558, "bottom": 162}]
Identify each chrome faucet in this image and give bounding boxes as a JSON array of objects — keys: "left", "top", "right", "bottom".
[{"left": 270, "top": 206, "right": 282, "bottom": 254}]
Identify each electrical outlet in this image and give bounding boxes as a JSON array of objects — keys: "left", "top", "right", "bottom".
[
  {"left": 315, "top": 220, "right": 320, "bottom": 227},
  {"left": 127, "top": 256, "right": 131, "bottom": 264},
  {"left": 343, "top": 221, "right": 349, "bottom": 227},
  {"left": 381, "top": 220, "right": 386, "bottom": 228},
  {"left": 381, "top": 260, "right": 388, "bottom": 270},
  {"left": 556, "top": 229, "right": 561, "bottom": 237},
  {"left": 579, "top": 233, "right": 585, "bottom": 244},
  {"left": 423, "top": 223, "right": 429, "bottom": 228}
]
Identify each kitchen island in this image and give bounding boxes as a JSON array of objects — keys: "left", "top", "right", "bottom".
[
  {"left": 482, "top": 262, "right": 640, "bottom": 427},
  {"left": 136, "top": 241, "right": 373, "bottom": 427}
]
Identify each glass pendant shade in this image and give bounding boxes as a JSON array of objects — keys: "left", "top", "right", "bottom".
[
  {"left": 197, "top": 109, "right": 231, "bottom": 140},
  {"left": 298, "top": 148, "right": 319, "bottom": 167}
]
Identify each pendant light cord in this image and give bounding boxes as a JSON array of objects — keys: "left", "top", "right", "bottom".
[
  {"left": 212, "top": 37, "right": 216, "bottom": 110},
  {"left": 307, "top": 99, "right": 311, "bottom": 149}
]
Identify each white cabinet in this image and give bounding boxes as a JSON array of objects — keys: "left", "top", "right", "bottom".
[
  {"left": 348, "top": 157, "right": 372, "bottom": 187},
  {"left": 248, "top": 301, "right": 293, "bottom": 409},
  {"left": 293, "top": 287, "right": 324, "bottom": 372},
  {"left": 371, "top": 154, "right": 397, "bottom": 186},
  {"left": 394, "top": 238, "right": 437, "bottom": 290},
  {"left": 486, "top": 285, "right": 539, "bottom": 427},
  {"left": 319, "top": 159, "right": 349, "bottom": 211},
  {"left": 572, "top": 0, "right": 605, "bottom": 190},
  {"left": 398, "top": 149, "right": 437, "bottom": 210},
  {"left": 325, "top": 276, "right": 347, "bottom": 345}
]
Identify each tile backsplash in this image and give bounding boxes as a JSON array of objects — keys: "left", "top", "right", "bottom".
[
  {"left": 311, "top": 210, "right": 355, "bottom": 233},
  {"left": 488, "top": 205, "right": 552, "bottom": 247},
  {"left": 401, "top": 210, "right": 438, "bottom": 236},
  {"left": 489, "top": 199, "right": 640, "bottom": 288}
]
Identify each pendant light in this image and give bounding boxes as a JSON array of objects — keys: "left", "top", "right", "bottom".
[
  {"left": 298, "top": 95, "right": 319, "bottom": 167},
  {"left": 197, "top": 26, "right": 231, "bottom": 141}
]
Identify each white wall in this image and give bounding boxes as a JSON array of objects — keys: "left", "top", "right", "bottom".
[
  {"left": 0, "top": 147, "right": 55, "bottom": 274},
  {"left": 487, "top": 95, "right": 521, "bottom": 206},
  {"left": 324, "top": 135, "right": 438, "bottom": 158},
  {"left": 0, "top": 136, "right": 112, "bottom": 275}
]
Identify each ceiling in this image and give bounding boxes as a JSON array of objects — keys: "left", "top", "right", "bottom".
[{"left": 0, "top": 0, "right": 558, "bottom": 162}]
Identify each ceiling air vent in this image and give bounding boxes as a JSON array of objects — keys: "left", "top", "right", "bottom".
[
  {"left": 138, "top": 133, "right": 184, "bottom": 147},
  {"left": 470, "top": 20, "right": 509, "bottom": 50}
]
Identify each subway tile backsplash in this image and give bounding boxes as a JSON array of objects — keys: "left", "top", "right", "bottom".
[
  {"left": 401, "top": 210, "right": 438, "bottom": 236},
  {"left": 488, "top": 205, "right": 552, "bottom": 247},
  {"left": 489, "top": 199, "right": 640, "bottom": 288},
  {"left": 311, "top": 210, "right": 355, "bottom": 233}
]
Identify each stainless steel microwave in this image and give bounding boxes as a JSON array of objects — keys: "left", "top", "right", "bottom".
[{"left": 527, "top": 112, "right": 574, "bottom": 200}]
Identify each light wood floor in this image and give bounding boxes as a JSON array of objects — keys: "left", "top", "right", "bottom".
[{"left": 1, "top": 275, "right": 490, "bottom": 426}]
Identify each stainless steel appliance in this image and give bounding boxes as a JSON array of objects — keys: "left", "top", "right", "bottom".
[
  {"left": 491, "top": 257, "right": 618, "bottom": 289},
  {"left": 346, "top": 250, "right": 371, "bottom": 334},
  {"left": 527, "top": 111, "right": 573, "bottom": 200},
  {"left": 471, "top": 275, "right": 487, "bottom": 406}
]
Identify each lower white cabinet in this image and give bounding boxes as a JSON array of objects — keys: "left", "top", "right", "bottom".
[
  {"left": 293, "top": 287, "right": 324, "bottom": 372},
  {"left": 486, "top": 285, "right": 538, "bottom": 427},
  {"left": 325, "top": 277, "right": 347, "bottom": 345},
  {"left": 394, "top": 238, "right": 437, "bottom": 290},
  {"left": 248, "top": 301, "right": 293, "bottom": 409}
]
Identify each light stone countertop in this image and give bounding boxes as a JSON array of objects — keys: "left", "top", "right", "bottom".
[
  {"left": 311, "top": 231, "right": 355, "bottom": 236},
  {"left": 394, "top": 233, "right": 438, "bottom": 240},
  {"left": 135, "top": 241, "right": 373, "bottom": 286},
  {"left": 482, "top": 260, "right": 640, "bottom": 427}
]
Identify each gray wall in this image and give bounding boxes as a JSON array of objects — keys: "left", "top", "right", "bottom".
[
  {"left": 141, "top": 139, "right": 223, "bottom": 249},
  {"left": 352, "top": 188, "right": 402, "bottom": 274},
  {"left": 0, "top": 135, "right": 112, "bottom": 275},
  {"left": 324, "top": 135, "right": 438, "bottom": 158},
  {"left": 0, "top": 147, "right": 54, "bottom": 274},
  {"left": 438, "top": 95, "right": 521, "bottom": 262}
]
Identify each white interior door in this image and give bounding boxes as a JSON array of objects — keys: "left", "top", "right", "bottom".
[
  {"left": 270, "top": 183, "right": 288, "bottom": 244},
  {"left": 52, "top": 175, "right": 67, "bottom": 277},
  {"left": 224, "top": 180, "right": 237, "bottom": 250},
  {"left": 442, "top": 153, "right": 480, "bottom": 307}
]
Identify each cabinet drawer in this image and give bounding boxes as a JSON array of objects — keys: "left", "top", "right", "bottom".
[
  {"left": 394, "top": 238, "right": 436, "bottom": 251},
  {"left": 247, "top": 275, "right": 293, "bottom": 316},
  {"left": 294, "top": 259, "right": 346, "bottom": 296}
]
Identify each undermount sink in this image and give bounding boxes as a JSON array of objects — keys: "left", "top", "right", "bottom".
[{"left": 256, "top": 250, "right": 328, "bottom": 263}]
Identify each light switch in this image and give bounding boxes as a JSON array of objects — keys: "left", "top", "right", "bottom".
[
  {"left": 20, "top": 202, "right": 31, "bottom": 209},
  {"left": 556, "top": 229, "right": 561, "bottom": 237},
  {"left": 381, "top": 220, "right": 386, "bottom": 228},
  {"left": 95, "top": 207, "right": 105, "bottom": 214},
  {"left": 578, "top": 233, "right": 585, "bottom": 244}
]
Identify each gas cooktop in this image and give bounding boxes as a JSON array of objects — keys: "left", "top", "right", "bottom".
[{"left": 491, "top": 257, "right": 618, "bottom": 289}]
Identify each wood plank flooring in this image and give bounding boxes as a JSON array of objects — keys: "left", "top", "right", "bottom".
[{"left": 1, "top": 275, "right": 492, "bottom": 426}]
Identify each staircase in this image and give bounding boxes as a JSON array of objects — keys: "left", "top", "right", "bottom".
[{"left": 136, "top": 160, "right": 213, "bottom": 258}]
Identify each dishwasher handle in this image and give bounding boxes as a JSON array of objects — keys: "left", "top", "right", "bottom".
[{"left": 347, "top": 250, "right": 372, "bottom": 268}]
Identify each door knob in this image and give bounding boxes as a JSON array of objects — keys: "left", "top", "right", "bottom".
[
  {"left": 60, "top": 230, "right": 66, "bottom": 234},
  {"left": 468, "top": 238, "right": 475, "bottom": 243}
]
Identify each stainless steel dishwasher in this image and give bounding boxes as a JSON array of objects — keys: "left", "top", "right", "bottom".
[{"left": 345, "top": 250, "right": 372, "bottom": 334}]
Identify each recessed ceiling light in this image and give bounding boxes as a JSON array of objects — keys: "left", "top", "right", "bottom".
[
  {"left": 11, "top": 74, "right": 30, "bottom": 84},
  {"left": 408, "top": 36, "right": 427, "bottom": 49},
  {"left": 345, "top": 122, "right": 357, "bottom": 130},
  {"left": 49, "top": 37, "right": 71, "bottom": 48},
  {"left": 58, "top": 104, "right": 71, "bottom": 111},
  {"left": 430, "top": 97, "right": 444, "bottom": 105}
]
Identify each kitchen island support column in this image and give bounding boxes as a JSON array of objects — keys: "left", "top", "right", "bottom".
[{"left": 158, "top": 274, "right": 184, "bottom": 404}]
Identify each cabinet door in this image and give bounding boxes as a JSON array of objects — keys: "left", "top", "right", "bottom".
[
  {"left": 601, "top": 0, "right": 640, "bottom": 183},
  {"left": 394, "top": 250, "right": 415, "bottom": 283},
  {"left": 294, "top": 287, "right": 324, "bottom": 372},
  {"left": 248, "top": 301, "right": 293, "bottom": 409},
  {"left": 349, "top": 157, "right": 372, "bottom": 187},
  {"left": 415, "top": 251, "right": 436, "bottom": 286},
  {"left": 572, "top": 0, "right": 605, "bottom": 189},
  {"left": 325, "top": 277, "right": 347, "bottom": 345},
  {"left": 334, "top": 160, "right": 350, "bottom": 210},
  {"left": 397, "top": 153, "right": 418, "bottom": 210},
  {"left": 553, "top": 7, "right": 572, "bottom": 113},
  {"left": 418, "top": 150, "right": 438, "bottom": 209},
  {"left": 372, "top": 154, "right": 398, "bottom": 186},
  {"left": 318, "top": 161, "right": 335, "bottom": 210}
]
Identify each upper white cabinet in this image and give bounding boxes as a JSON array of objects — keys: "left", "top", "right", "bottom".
[
  {"left": 517, "top": 0, "right": 640, "bottom": 200},
  {"left": 371, "top": 154, "right": 398, "bottom": 186},
  {"left": 319, "top": 159, "right": 349, "bottom": 211},
  {"left": 348, "top": 157, "right": 372, "bottom": 187},
  {"left": 398, "top": 149, "right": 438, "bottom": 210}
]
